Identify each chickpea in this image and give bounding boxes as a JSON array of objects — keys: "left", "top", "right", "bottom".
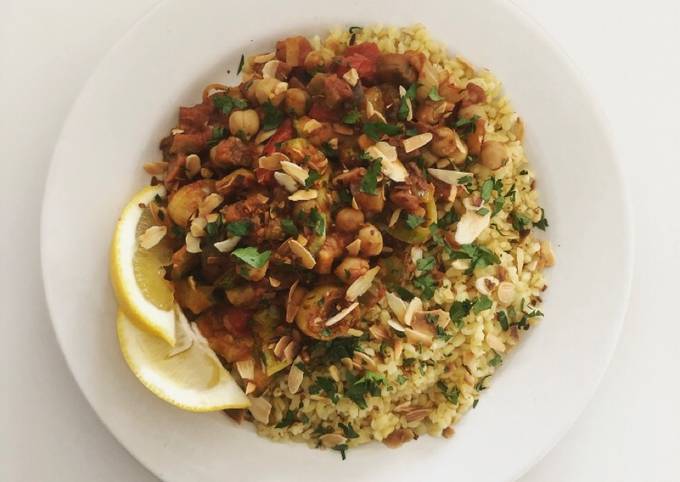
[
  {"left": 480, "top": 141, "right": 509, "bottom": 170},
  {"left": 415, "top": 100, "right": 448, "bottom": 125},
  {"left": 335, "top": 208, "right": 365, "bottom": 232},
  {"left": 334, "top": 256, "right": 370, "bottom": 284},
  {"left": 438, "top": 81, "right": 462, "bottom": 103},
  {"left": 284, "top": 88, "right": 310, "bottom": 117},
  {"left": 431, "top": 127, "right": 468, "bottom": 164},
  {"left": 354, "top": 187, "right": 385, "bottom": 215},
  {"left": 303, "top": 49, "right": 333, "bottom": 72},
  {"left": 238, "top": 260, "right": 269, "bottom": 282},
  {"left": 228, "top": 109, "right": 260, "bottom": 138},
  {"left": 358, "top": 224, "right": 383, "bottom": 256},
  {"left": 249, "top": 78, "right": 288, "bottom": 104}
]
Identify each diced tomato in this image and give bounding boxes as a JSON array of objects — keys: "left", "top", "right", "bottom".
[
  {"left": 254, "top": 167, "right": 275, "bottom": 186},
  {"left": 222, "top": 307, "right": 252, "bottom": 337},
  {"left": 342, "top": 42, "right": 380, "bottom": 82},
  {"left": 308, "top": 101, "right": 340, "bottom": 123},
  {"left": 263, "top": 118, "right": 294, "bottom": 155}
]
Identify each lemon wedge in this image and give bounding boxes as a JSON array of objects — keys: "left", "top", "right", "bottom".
[
  {"left": 111, "top": 185, "right": 176, "bottom": 345},
  {"left": 117, "top": 309, "right": 250, "bottom": 411}
]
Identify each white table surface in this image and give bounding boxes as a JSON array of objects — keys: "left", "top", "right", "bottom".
[{"left": 2, "top": 1, "right": 679, "bottom": 481}]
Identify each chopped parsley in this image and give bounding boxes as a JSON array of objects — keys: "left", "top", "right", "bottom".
[
  {"left": 226, "top": 219, "right": 251, "bottom": 236},
  {"left": 480, "top": 178, "right": 495, "bottom": 202},
  {"left": 360, "top": 157, "right": 382, "bottom": 195},
  {"left": 310, "top": 337, "right": 359, "bottom": 364},
  {"left": 413, "top": 273, "right": 436, "bottom": 300},
  {"left": 534, "top": 208, "right": 549, "bottom": 230},
  {"left": 339, "top": 423, "right": 359, "bottom": 439},
  {"left": 281, "top": 218, "right": 298, "bottom": 236},
  {"left": 333, "top": 444, "right": 348, "bottom": 460},
  {"left": 207, "top": 126, "right": 226, "bottom": 148},
  {"left": 510, "top": 211, "right": 532, "bottom": 232},
  {"left": 309, "top": 377, "right": 339, "bottom": 403},
  {"left": 437, "top": 381, "right": 460, "bottom": 404},
  {"left": 213, "top": 94, "right": 248, "bottom": 115},
  {"left": 452, "top": 115, "right": 479, "bottom": 136},
  {"left": 396, "top": 374, "right": 408, "bottom": 385},
  {"left": 307, "top": 208, "right": 326, "bottom": 236},
  {"left": 304, "top": 169, "right": 321, "bottom": 188},
  {"left": 450, "top": 244, "right": 500, "bottom": 273},
  {"left": 450, "top": 300, "right": 472, "bottom": 328},
  {"left": 398, "top": 83, "right": 417, "bottom": 121},
  {"left": 363, "top": 121, "right": 402, "bottom": 141},
  {"left": 231, "top": 247, "right": 271, "bottom": 268},
  {"left": 405, "top": 214, "right": 425, "bottom": 229},
  {"left": 476, "top": 207, "right": 490, "bottom": 216},
  {"left": 416, "top": 256, "right": 435, "bottom": 272},
  {"left": 472, "top": 295, "right": 493, "bottom": 314},
  {"left": 236, "top": 53, "right": 245, "bottom": 75},
  {"left": 437, "top": 210, "right": 459, "bottom": 228},
  {"left": 394, "top": 286, "right": 415, "bottom": 301},
  {"left": 345, "top": 371, "right": 385, "bottom": 409},
  {"left": 262, "top": 102, "right": 284, "bottom": 130},
  {"left": 497, "top": 310, "right": 510, "bottom": 331},
  {"left": 436, "top": 325, "right": 452, "bottom": 341},
  {"left": 204, "top": 215, "right": 224, "bottom": 238},
  {"left": 427, "top": 86, "right": 443, "bottom": 101},
  {"left": 491, "top": 196, "right": 505, "bottom": 217},
  {"left": 275, "top": 410, "right": 296, "bottom": 428},
  {"left": 489, "top": 351, "right": 503, "bottom": 367},
  {"left": 342, "top": 109, "right": 361, "bottom": 125},
  {"left": 475, "top": 375, "right": 491, "bottom": 392}
]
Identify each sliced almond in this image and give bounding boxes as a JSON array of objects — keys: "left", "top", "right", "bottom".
[
  {"left": 365, "top": 142, "right": 407, "bottom": 182},
  {"left": 388, "top": 208, "right": 402, "bottom": 227},
  {"left": 287, "top": 364, "right": 304, "bottom": 394},
  {"left": 369, "top": 325, "right": 389, "bottom": 341},
  {"left": 342, "top": 67, "right": 359, "bottom": 86},
  {"left": 354, "top": 351, "right": 378, "bottom": 371},
  {"left": 235, "top": 359, "right": 255, "bottom": 380},
  {"left": 273, "top": 336, "right": 292, "bottom": 360},
  {"left": 289, "top": 239, "right": 316, "bottom": 269},
  {"left": 398, "top": 86, "right": 413, "bottom": 121},
  {"left": 387, "top": 319, "right": 406, "bottom": 332},
  {"left": 455, "top": 210, "right": 491, "bottom": 244},
  {"left": 247, "top": 396, "right": 272, "bottom": 424},
  {"left": 475, "top": 276, "right": 500, "bottom": 295},
  {"left": 245, "top": 382, "right": 257, "bottom": 396},
  {"left": 280, "top": 160, "right": 309, "bottom": 185},
  {"left": 366, "top": 100, "right": 387, "bottom": 123},
  {"left": 413, "top": 309, "right": 451, "bottom": 328},
  {"left": 386, "top": 292, "right": 408, "bottom": 323},
  {"left": 261, "top": 59, "right": 281, "bottom": 79},
  {"left": 540, "top": 240, "right": 556, "bottom": 267},
  {"left": 288, "top": 189, "right": 318, "bottom": 201},
  {"left": 393, "top": 339, "right": 403, "bottom": 360},
  {"left": 405, "top": 328, "right": 433, "bottom": 347},
  {"left": 274, "top": 171, "right": 298, "bottom": 192},
  {"left": 328, "top": 365, "right": 341, "bottom": 382},
  {"left": 143, "top": 161, "right": 168, "bottom": 176},
  {"left": 325, "top": 302, "right": 359, "bottom": 326},
  {"left": 427, "top": 168, "right": 474, "bottom": 185},
  {"left": 404, "top": 408, "right": 432, "bottom": 423},
  {"left": 403, "top": 297, "right": 423, "bottom": 326},
  {"left": 451, "top": 259, "right": 472, "bottom": 271},
  {"left": 185, "top": 154, "right": 201, "bottom": 178},
  {"left": 402, "top": 133, "right": 433, "bottom": 153},
  {"left": 486, "top": 333, "right": 506, "bottom": 353},
  {"left": 139, "top": 225, "right": 167, "bottom": 250},
  {"left": 346, "top": 238, "right": 362, "bottom": 256},
  {"left": 410, "top": 246, "right": 423, "bottom": 265},
  {"left": 252, "top": 51, "right": 275, "bottom": 63},
  {"left": 327, "top": 137, "right": 339, "bottom": 149},
  {"left": 185, "top": 232, "right": 202, "bottom": 253},
  {"left": 320, "top": 433, "right": 348, "bottom": 448},
  {"left": 255, "top": 128, "right": 277, "bottom": 145},
  {"left": 497, "top": 281, "right": 515, "bottom": 305},
  {"left": 346, "top": 266, "right": 380, "bottom": 301},
  {"left": 302, "top": 118, "right": 323, "bottom": 134},
  {"left": 198, "top": 193, "right": 224, "bottom": 217},
  {"left": 171, "top": 128, "right": 184, "bottom": 135},
  {"left": 268, "top": 276, "right": 281, "bottom": 288},
  {"left": 190, "top": 217, "right": 207, "bottom": 238},
  {"left": 258, "top": 152, "right": 289, "bottom": 170},
  {"left": 286, "top": 280, "right": 302, "bottom": 323},
  {"left": 214, "top": 236, "right": 241, "bottom": 253},
  {"left": 347, "top": 328, "right": 364, "bottom": 337},
  {"left": 516, "top": 247, "right": 525, "bottom": 275},
  {"left": 333, "top": 123, "right": 354, "bottom": 136},
  {"left": 283, "top": 340, "right": 298, "bottom": 362}
]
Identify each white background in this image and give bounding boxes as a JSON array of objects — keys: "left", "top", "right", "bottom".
[{"left": 1, "top": 0, "right": 679, "bottom": 481}]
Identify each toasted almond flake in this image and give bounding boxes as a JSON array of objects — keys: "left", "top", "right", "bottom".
[
  {"left": 404, "top": 97, "right": 413, "bottom": 121},
  {"left": 288, "top": 189, "right": 318, "bottom": 201},
  {"left": 347, "top": 328, "right": 364, "bottom": 337},
  {"left": 388, "top": 208, "right": 402, "bottom": 227},
  {"left": 258, "top": 152, "right": 289, "bottom": 170},
  {"left": 245, "top": 382, "right": 257, "bottom": 396},
  {"left": 280, "top": 160, "right": 309, "bottom": 185},
  {"left": 393, "top": 339, "right": 404, "bottom": 360},
  {"left": 187, "top": 275, "right": 197, "bottom": 291},
  {"left": 235, "top": 359, "right": 255, "bottom": 380},
  {"left": 351, "top": 197, "right": 360, "bottom": 210},
  {"left": 254, "top": 128, "right": 277, "bottom": 145},
  {"left": 342, "top": 67, "right": 359, "bottom": 86},
  {"left": 268, "top": 276, "right": 281, "bottom": 288},
  {"left": 287, "top": 364, "right": 304, "bottom": 394},
  {"left": 411, "top": 316, "right": 437, "bottom": 337},
  {"left": 185, "top": 233, "right": 202, "bottom": 253},
  {"left": 402, "top": 132, "right": 433, "bottom": 153},
  {"left": 286, "top": 280, "right": 302, "bottom": 322},
  {"left": 369, "top": 325, "right": 388, "bottom": 341},
  {"left": 405, "top": 328, "right": 433, "bottom": 347},
  {"left": 427, "top": 168, "right": 474, "bottom": 185},
  {"left": 302, "top": 118, "right": 323, "bottom": 134},
  {"left": 404, "top": 408, "right": 432, "bottom": 422},
  {"left": 139, "top": 225, "right": 167, "bottom": 250},
  {"left": 393, "top": 401, "right": 412, "bottom": 414},
  {"left": 475, "top": 276, "right": 500, "bottom": 295},
  {"left": 248, "top": 396, "right": 271, "bottom": 424},
  {"left": 320, "top": 433, "right": 348, "bottom": 448},
  {"left": 273, "top": 335, "right": 292, "bottom": 360},
  {"left": 451, "top": 259, "right": 471, "bottom": 270},
  {"left": 341, "top": 357, "right": 354, "bottom": 370},
  {"left": 497, "top": 281, "right": 515, "bottom": 305},
  {"left": 448, "top": 185, "right": 458, "bottom": 202},
  {"left": 171, "top": 128, "right": 184, "bottom": 135},
  {"left": 346, "top": 266, "right": 380, "bottom": 301},
  {"left": 261, "top": 59, "right": 281, "bottom": 78},
  {"left": 274, "top": 171, "right": 298, "bottom": 192},
  {"left": 190, "top": 217, "right": 208, "bottom": 237},
  {"left": 486, "top": 333, "right": 506, "bottom": 353},
  {"left": 252, "top": 51, "right": 275, "bottom": 63},
  {"left": 143, "top": 161, "right": 168, "bottom": 176},
  {"left": 328, "top": 365, "right": 341, "bottom": 382},
  {"left": 296, "top": 234, "right": 308, "bottom": 246},
  {"left": 403, "top": 297, "right": 423, "bottom": 326},
  {"left": 185, "top": 154, "right": 201, "bottom": 178},
  {"left": 516, "top": 247, "right": 525, "bottom": 275},
  {"left": 413, "top": 309, "right": 451, "bottom": 328},
  {"left": 214, "top": 236, "right": 241, "bottom": 253},
  {"left": 198, "top": 193, "right": 224, "bottom": 217},
  {"left": 354, "top": 351, "right": 378, "bottom": 371},
  {"left": 365, "top": 142, "right": 408, "bottom": 182},
  {"left": 387, "top": 319, "right": 406, "bottom": 332},
  {"left": 324, "top": 302, "right": 359, "bottom": 327},
  {"left": 284, "top": 340, "right": 298, "bottom": 362},
  {"left": 346, "top": 238, "right": 362, "bottom": 256},
  {"left": 386, "top": 292, "right": 408, "bottom": 323},
  {"left": 540, "top": 240, "right": 556, "bottom": 267},
  {"left": 455, "top": 210, "right": 491, "bottom": 244},
  {"left": 410, "top": 246, "right": 423, "bottom": 265},
  {"left": 289, "top": 239, "right": 316, "bottom": 269}
]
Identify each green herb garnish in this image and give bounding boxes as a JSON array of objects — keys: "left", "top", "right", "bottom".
[
  {"left": 405, "top": 214, "right": 425, "bottom": 229},
  {"left": 226, "top": 219, "right": 251, "bottom": 236},
  {"left": 416, "top": 256, "right": 435, "bottom": 272},
  {"left": 472, "top": 295, "right": 493, "bottom": 314},
  {"left": 275, "top": 410, "right": 296, "bottom": 428},
  {"left": 281, "top": 218, "right": 298, "bottom": 236},
  {"left": 480, "top": 178, "right": 495, "bottom": 202},
  {"left": 342, "top": 109, "right": 361, "bottom": 125},
  {"left": 304, "top": 169, "right": 321, "bottom": 188},
  {"left": 360, "top": 158, "right": 382, "bottom": 195},
  {"left": 398, "top": 84, "right": 417, "bottom": 121},
  {"left": 363, "top": 121, "right": 402, "bottom": 141},
  {"left": 262, "top": 102, "right": 284, "bottom": 130},
  {"left": 489, "top": 352, "right": 503, "bottom": 367},
  {"left": 345, "top": 371, "right": 385, "bottom": 409},
  {"left": 413, "top": 274, "right": 436, "bottom": 300},
  {"left": 339, "top": 423, "right": 359, "bottom": 439},
  {"left": 231, "top": 247, "right": 271, "bottom": 268},
  {"left": 427, "top": 86, "right": 443, "bottom": 101},
  {"left": 437, "top": 381, "right": 460, "bottom": 404},
  {"left": 450, "top": 300, "right": 472, "bottom": 328},
  {"left": 497, "top": 310, "right": 510, "bottom": 331},
  {"left": 309, "top": 377, "right": 339, "bottom": 403},
  {"left": 213, "top": 95, "right": 248, "bottom": 115},
  {"left": 236, "top": 54, "right": 245, "bottom": 75},
  {"left": 534, "top": 208, "right": 549, "bottom": 230}
]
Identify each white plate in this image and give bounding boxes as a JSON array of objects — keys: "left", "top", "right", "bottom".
[{"left": 41, "top": 1, "right": 632, "bottom": 481}]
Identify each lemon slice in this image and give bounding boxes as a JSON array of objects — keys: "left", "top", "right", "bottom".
[
  {"left": 111, "top": 185, "right": 176, "bottom": 345},
  {"left": 117, "top": 309, "right": 250, "bottom": 411}
]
